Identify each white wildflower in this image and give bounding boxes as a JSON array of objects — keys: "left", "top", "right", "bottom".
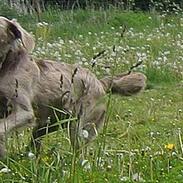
[
  {"left": 47, "top": 43, "right": 52, "bottom": 48},
  {"left": 81, "top": 57, "right": 87, "bottom": 62},
  {"left": 172, "top": 151, "right": 177, "bottom": 156},
  {"left": 75, "top": 50, "right": 82, "bottom": 56},
  {"left": 132, "top": 173, "right": 145, "bottom": 182},
  {"left": 65, "top": 54, "right": 72, "bottom": 58},
  {"left": 84, "top": 62, "right": 89, "bottom": 66},
  {"left": 42, "top": 22, "right": 48, "bottom": 26},
  {"left": 150, "top": 131, "right": 154, "bottom": 137},
  {"left": 0, "top": 167, "right": 11, "bottom": 173},
  {"left": 68, "top": 40, "right": 74, "bottom": 44},
  {"left": 79, "top": 34, "right": 83, "bottom": 38},
  {"left": 120, "top": 176, "right": 129, "bottom": 182},
  {"left": 105, "top": 68, "right": 110, "bottom": 74},
  {"left": 92, "top": 47, "right": 96, "bottom": 51},
  {"left": 37, "top": 22, "right": 43, "bottom": 27},
  {"left": 81, "top": 159, "right": 91, "bottom": 171},
  {"left": 81, "top": 129, "right": 89, "bottom": 139},
  {"left": 28, "top": 152, "right": 35, "bottom": 159},
  {"left": 59, "top": 39, "right": 64, "bottom": 44},
  {"left": 86, "top": 43, "right": 90, "bottom": 47},
  {"left": 78, "top": 61, "right": 83, "bottom": 65},
  {"left": 111, "top": 52, "right": 116, "bottom": 57}
]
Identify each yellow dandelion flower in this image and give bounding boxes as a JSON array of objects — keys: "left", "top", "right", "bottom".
[
  {"left": 165, "top": 143, "right": 175, "bottom": 151},
  {"left": 42, "top": 155, "right": 51, "bottom": 163}
]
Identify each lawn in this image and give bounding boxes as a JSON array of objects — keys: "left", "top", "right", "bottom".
[{"left": 0, "top": 3, "right": 183, "bottom": 183}]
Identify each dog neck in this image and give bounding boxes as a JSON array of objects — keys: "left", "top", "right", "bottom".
[{"left": 0, "top": 47, "right": 29, "bottom": 76}]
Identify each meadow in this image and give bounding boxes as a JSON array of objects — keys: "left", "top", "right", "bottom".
[{"left": 0, "top": 3, "right": 183, "bottom": 183}]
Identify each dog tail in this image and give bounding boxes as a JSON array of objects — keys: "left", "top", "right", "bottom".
[{"left": 100, "top": 72, "right": 146, "bottom": 96}]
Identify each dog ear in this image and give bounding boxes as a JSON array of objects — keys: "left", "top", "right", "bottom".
[
  {"left": 8, "top": 22, "right": 22, "bottom": 40},
  {"left": 8, "top": 19, "right": 35, "bottom": 52}
]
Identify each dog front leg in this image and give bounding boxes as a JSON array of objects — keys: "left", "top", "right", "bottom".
[{"left": 0, "top": 105, "right": 35, "bottom": 158}]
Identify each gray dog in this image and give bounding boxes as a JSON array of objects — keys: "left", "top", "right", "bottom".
[{"left": 0, "top": 16, "right": 146, "bottom": 158}]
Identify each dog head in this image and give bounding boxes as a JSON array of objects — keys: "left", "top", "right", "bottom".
[{"left": 0, "top": 16, "right": 35, "bottom": 60}]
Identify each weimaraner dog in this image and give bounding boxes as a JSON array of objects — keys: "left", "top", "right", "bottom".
[{"left": 0, "top": 16, "right": 146, "bottom": 158}]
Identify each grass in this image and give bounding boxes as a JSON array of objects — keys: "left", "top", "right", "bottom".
[{"left": 0, "top": 2, "right": 183, "bottom": 183}]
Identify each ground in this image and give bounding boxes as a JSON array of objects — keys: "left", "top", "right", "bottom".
[{"left": 0, "top": 4, "right": 183, "bottom": 183}]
